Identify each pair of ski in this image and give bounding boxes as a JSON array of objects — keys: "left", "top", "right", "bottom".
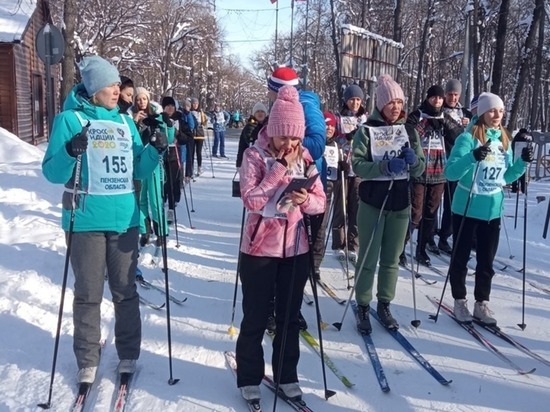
[
  {"left": 428, "top": 296, "right": 548, "bottom": 372},
  {"left": 71, "top": 351, "right": 137, "bottom": 412},
  {"left": 399, "top": 256, "right": 438, "bottom": 285},
  {"left": 351, "top": 301, "right": 452, "bottom": 392},
  {"left": 224, "top": 351, "right": 314, "bottom": 411},
  {"left": 137, "top": 277, "right": 187, "bottom": 306}
]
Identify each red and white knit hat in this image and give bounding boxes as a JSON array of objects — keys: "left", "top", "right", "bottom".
[{"left": 268, "top": 66, "right": 300, "bottom": 92}]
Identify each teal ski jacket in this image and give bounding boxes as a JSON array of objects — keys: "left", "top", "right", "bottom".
[{"left": 42, "top": 84, "right": 161, "bottom": 232}]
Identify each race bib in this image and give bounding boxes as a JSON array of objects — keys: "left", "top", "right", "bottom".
[
  {"left": 75, "top": 112, "right": 134, "bottom": 195},
  {"left": 472, "top": 140, "right": 508, "bottom": 195},
  {"left": 367, "top": 125, "right": 409, "bottom": 181},
  {"left": 340, "top": 116, "right": 359, "bottom": 134},
  {"left": 325, "top": 143, "right": 339, "bottom": 181}
]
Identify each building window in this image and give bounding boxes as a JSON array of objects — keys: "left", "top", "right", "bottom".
[{"left": 32, "top": 74, "right": 44, "bottom": 138}]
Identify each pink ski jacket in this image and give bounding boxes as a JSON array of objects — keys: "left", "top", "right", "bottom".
[{"left": 239, "top": 128, "right": 326, "bottom": 258}]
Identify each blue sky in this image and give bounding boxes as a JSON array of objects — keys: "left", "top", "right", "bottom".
[{"left": 215, "top": 0, "right": 296, "bottom": 67}]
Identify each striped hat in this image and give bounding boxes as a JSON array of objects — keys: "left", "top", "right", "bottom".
[{"left": 268, "top": 67, "right": 299, "bottom": 92}]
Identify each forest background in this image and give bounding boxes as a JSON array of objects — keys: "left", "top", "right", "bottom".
[{"left": 48, "top": 0, "right": 550, "bottom": 131}]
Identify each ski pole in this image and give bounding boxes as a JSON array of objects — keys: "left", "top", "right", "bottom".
[
  {"left": 38, "top": 154, "right": 83, "bottom": 410},
  {"left": 205, "top": 129, "right": 216, "bottom": 178},
  {"left": 406, "top": 174, "right": 421, "bottom": 328},
  {"left": 152, "top": 159, "right": 180, "bottom": 385},
  {"left": 514, "top": 186, "right": 520, "bottom": 229},
  {"left": 304, "top": 215, "right": 336, "bottom": 401},
  {"left": 333, "top": 179, "right": 395, "bottom": 331},
  {"left": 272, "top": 221, "right": 303, "bottom": 412},
  {"left": 228, "top": 206, "right": 246, "bottom": 336},
  {"left": 340, "top": 167, "right": 351, "bottom": 289},
  {"left": 501, "top": 215, "right": 514, "bottom": 259},
  {"left": 188, "top": 180, "right": 195, "bottom": 212},
  {"left": 430, "top": 162, "right": 481, "bottom": 323},
  {"left": 166, "top": 151, "right": 180, "bottom": 248},
  {"left": 323, "top": 185, "right": 336, "bottom": 255},
  {"left": 518, "top": 145, "right": 533, "bottom": 330},
  {"left": 181, "top": 180, "right": 195, "bottom": 229}
]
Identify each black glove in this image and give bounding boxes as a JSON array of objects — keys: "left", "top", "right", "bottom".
[
  {"left": 143, "top": 115, "right": 162, "bottom": 129},
  {"left": 338, "top": 160, "right": 350, "bottom": 174},
  {"left": 473, "top": 141, "right": 491, "bottom": 161},
  {"left": 521, "top": 146, "right": 534, "bottom": 162},
  {"left": 171, "top": 111, "right": 183, "bottom": 121},
  {"left": 66, "top": 122, "right": 90, "bottom": 157},
  {"left": 150, "top": 130, "right": 168, "bottom": 153}
]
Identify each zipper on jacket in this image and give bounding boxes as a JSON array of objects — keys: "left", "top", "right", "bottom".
[{"left": 249, "top": 216, "right": 263, "bottom": 246}]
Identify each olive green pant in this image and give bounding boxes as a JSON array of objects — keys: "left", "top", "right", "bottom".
[{"left": 355, "top": 201, "right": 410, "bottom": 306}]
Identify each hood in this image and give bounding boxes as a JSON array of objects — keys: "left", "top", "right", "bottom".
[
  {"left": 63, "top": 84, "right": 123, "bottom": 120},
  {"left": 298, "top": 89, "right": 320, "bottom": 107}
]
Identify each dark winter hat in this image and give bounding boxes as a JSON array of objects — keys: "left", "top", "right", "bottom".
[
  {"left": 79, "top": 55, "right": 120, "bottom": 97},
  {"left": 191, "top": 97, "right": 199, "bottom": 104},
  {"left": 445, "top": 79, "right": 462, "bottom": 94},
  {"left": 161, "top": 96, "right": 176, "bottom": 108},
  {"left": 427, "top": 85, "right": 445, "bottom": 99},
  {"left": 343, "top": 84, "right": 364, "bottom": 102},
  {"left": 268, "top": 66, "right": 300, "bottom": 93},
  {"left": 120, "top": 76, "right": 134, "bottom": 91}
]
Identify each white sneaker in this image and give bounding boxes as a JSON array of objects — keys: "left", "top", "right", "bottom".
[
  {"left": 240, "top": 385, "right": 261, "bottom": 401},
  {"left": 335, "top": 249, "right": 346, "bottom": 261},
  {"left": 118, "top": 359, "right": 137, "bottom": 374},
  {"left": 77, "top": 366, "right": 97, "bottom": 384},
  {"left": 473, "top": 301, "right": 497, "bottom": 326},
  {"left": 279, "top": 382, "right": 302, "bottom": 400},
  {"left": 166, "top": 209, "right": 175, "bottom": 224},
  {"left": 453, "top": 299, "right": 473, "bottom": 323},
  {"left": 348, "top": 251, "right": 358, "bottom": 263}
]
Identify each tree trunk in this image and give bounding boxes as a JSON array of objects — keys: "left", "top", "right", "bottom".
[
  {"left": 470, "top": 0, "right": 481, "bottom": 95},
  {"left": 509, "top": 0, "right": 544, "bottom": 130},
  {"left": 329, "top": 0, "right": 342, "bottom": 103},
  {"left": 490, "top": 0, "right": 510, "bottom": 95},
  {"left": 393, "top": 0, "right": 403, "bottom": 43},
  {"left": 414, "top": 0, "right": 436, "bottom": 106},
  {"left": 529, "top": 5, "right": 545, "bottom": 130},
  {"left": 60, "top": 0, "right": 78, "bottom": 105}
]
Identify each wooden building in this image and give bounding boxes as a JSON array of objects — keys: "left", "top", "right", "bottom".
[{"left": 0, "top": 0, "right": 55, "bottom": 145}]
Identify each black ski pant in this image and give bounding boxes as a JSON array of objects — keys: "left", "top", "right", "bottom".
[
  {"left": 331, "top": 176, "right": 360, "bottom": 252},
  {"left": 185, "top": 139, "right": 195, "bottom": 178},
  {"left": 312, "top": 181, "right": 335, "bottom": 274},
  {"left": 438, "top": 180, "right": 457, "bottom": 241},
  {"left": 449, "top": 214, "right": 500, "bottom": 302},
  {"left": 236, "top": 253, "right": 309, "bottom": 387},
  {"left": 194, "top": 139, "right": 204, "bottom": 169},
  {"left": 163, "top": 151, "right": 181, "bottom": 209}
]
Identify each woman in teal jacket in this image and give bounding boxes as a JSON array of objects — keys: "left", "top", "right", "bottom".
[
  {"left": 444, "top": 92, "right": 532, "bottom": 326},
  {"left": 42, "top": 56, "right": 166, "bottom": 384}
]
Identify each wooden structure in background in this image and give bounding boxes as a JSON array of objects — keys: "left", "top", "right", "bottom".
[{"left": 0, "top": 0, "right": 55, "bottom": 145}]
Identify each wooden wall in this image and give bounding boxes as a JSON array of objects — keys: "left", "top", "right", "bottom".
[
  {"left": 0, "top": 0, "right": 54, "bottom": 145},
  {"left": 0, "top": 44, "right": 15, "bottom": 133}
]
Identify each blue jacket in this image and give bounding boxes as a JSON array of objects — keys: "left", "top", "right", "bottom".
[
  {"left": 42, "top": 84, "right": 160, "bottom": 232},
  {"left": 299, "top": 90, "right": 326, "bottom": 184}
]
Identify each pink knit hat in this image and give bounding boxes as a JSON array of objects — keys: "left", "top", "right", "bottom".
[
  {"left": 376, "top": 74, "right": 405, "bottom": 112},
  {"left": 268, "top": 67, "right": 300, "bottom": 92},
  {"left": 267, "top": 86, "right": 305, "bottom": 139}
]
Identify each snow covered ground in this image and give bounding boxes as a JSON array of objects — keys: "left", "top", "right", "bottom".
[{"left": 0, "top": 126, "right": 549, "bottom": 412}]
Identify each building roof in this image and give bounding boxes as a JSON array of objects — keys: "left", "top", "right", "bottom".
[{"left": 0, "top": 0, "right": 38, "bottom": 43}]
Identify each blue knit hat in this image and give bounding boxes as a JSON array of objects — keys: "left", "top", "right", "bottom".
[{"left": 79, "top": 56, "right": 120, "bottom": 96}]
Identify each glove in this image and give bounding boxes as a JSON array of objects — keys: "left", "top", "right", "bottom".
[
  {"left": 386, "top": 157, "right": 406, "bottom": 175},
  {"left": 521, "top": 146, "right": 534, "bottom": 162},
  {"left": 150, "top": 130, "right": 168, "bottom": 153},
  {"left": 473, "top": 141, "right": 491, "bottom": 161},
  {"left": 66, "top": 122, "right": 90, "bottom": 157},
  {"left": 400, "top": 146, "right": 417, "bottom": 165},
  {"left": 143, "top": 115, "right": 162, "bottom": 129},
  {"left": 338, "top": 160, "right": 350, "bottom": 174}
]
